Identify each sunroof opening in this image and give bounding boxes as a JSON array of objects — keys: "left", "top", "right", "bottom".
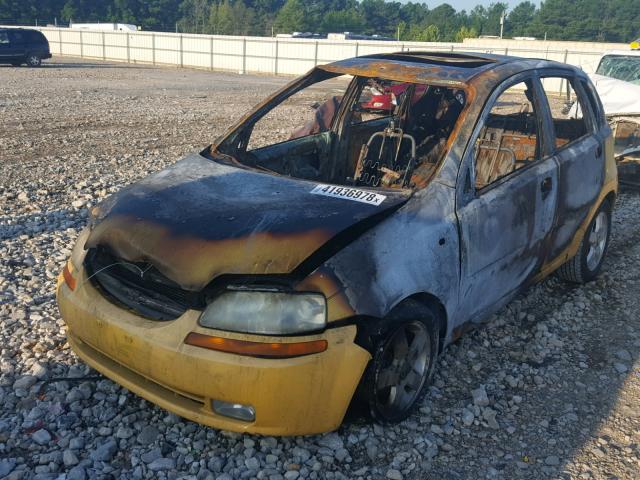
[{"left": 366, "top": 52, "right": 498, "bottom": 68}]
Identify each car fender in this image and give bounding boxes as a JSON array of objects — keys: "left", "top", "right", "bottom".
[{"left": 317, "top": 181, "right": 460, "bottom": 342}]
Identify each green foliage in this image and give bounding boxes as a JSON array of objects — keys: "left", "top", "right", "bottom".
[
  {"left": 4, "top": 0, "right": 640, "bottom": 42},
  {"left": 320, "top": 9, "right": 364, "bottom": 34},
  {"left": 274, "top": 0, "right": 306, "bottom": 33},
  {"left": 455, "top": 26, "right": 478, "bottom": 43}
]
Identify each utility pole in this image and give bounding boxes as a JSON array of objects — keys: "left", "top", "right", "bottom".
[{"left": 499, "top": 11, "right": 505, "bottom": 39}]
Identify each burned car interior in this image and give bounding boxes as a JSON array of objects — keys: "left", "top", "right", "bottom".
[{"left": 216, "top": 72, "right": 466, "bottom": 190}]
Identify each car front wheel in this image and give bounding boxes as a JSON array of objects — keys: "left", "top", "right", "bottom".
[
  {"left": 363, "top": 304, "right": 439, "bottom": 423},
  {"left": 558, "top": 199, "right": 612, "bottom": 283},
  {"left": 26, "top": 55, "right": 42, "bottom": 67}
]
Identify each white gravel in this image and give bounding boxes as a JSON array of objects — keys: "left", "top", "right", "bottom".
[{"left": 1, "top": 57, "right": 640, "bottom": 480}]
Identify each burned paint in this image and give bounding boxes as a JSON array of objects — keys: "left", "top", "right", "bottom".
[{"left": 86, "top": 154, "right": 411, "bottom": 291}]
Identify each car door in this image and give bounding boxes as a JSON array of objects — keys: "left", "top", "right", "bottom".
[
  {"left": 538, "top": 73, "right": 606, "bottom": 260},
  {"left": 456, "top": 73, "right": 559, "bottom": 321}
]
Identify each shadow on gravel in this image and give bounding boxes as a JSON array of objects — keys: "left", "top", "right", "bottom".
[{"left": 0, "top": 208, "right": 82, "bottom": 240}]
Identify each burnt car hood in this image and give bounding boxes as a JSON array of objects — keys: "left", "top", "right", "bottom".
[{"left": 86, "top": 154, "right": 411, "bottom": 290}]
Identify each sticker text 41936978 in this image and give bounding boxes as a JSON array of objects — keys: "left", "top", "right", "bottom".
[{"left": 310, "top": 184, "right": 387, "bottom": 206}]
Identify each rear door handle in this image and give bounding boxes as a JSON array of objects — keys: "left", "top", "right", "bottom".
[{"left": 541, "top": 177, "right": 552, "bottom": 193}]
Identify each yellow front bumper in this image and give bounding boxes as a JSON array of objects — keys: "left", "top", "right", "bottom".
[{"left": 56, "top": 267, "right": 371, "bottom": 436}]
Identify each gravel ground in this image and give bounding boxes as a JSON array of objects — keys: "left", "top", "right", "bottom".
[{"left": 1, "top": 57, "right": 640, "bottom": 480}]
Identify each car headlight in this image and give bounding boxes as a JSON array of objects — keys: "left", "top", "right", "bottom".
[{"left": 199, "top": 290, "right": 326, "bottom": 335}]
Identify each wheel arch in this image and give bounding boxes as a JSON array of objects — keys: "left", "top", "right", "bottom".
[
  {"left": 603, "top": 190, "right": 616, "bottom": 209},
  {"left": 353, "top": 292, "right": 448, "bottom": 355},
  {"left": 401, "top": 292, "right": 448, "bottom": 354}
]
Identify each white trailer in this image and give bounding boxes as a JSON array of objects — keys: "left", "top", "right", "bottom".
[{"left": 70, "top": 23, "right": 138, "bottom": 32}]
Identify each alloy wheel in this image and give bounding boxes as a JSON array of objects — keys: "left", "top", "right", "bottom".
[
  {"left": 586, "top": 210, "right": 608, "bottom": 271},
  {"left": 374, "top": 320, "right": 430, "bottom": 417}
]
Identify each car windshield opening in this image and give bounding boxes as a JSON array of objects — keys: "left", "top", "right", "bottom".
[{"left": 215, "top": 73, "right": 466, "bottom": 190}]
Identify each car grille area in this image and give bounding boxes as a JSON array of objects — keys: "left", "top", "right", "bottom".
[{"left": 84, "top": 247, "right": 204, "bottom": 321}]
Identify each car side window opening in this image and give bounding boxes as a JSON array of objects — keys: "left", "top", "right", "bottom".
[
  {"left": 220, "top": 74, "right": 465, "bottom": 190},
  {"left": 540, "top": 76, "right": 590, "bottom": 148},
  {"left": 0, "top": 32, "right": 9, "bottom": 45},
  {"left": 9, "top": 32, "right": 23, "bottom": 43},
  {"left": 474, "top": 80, "right": 541, "bottom": 190}
]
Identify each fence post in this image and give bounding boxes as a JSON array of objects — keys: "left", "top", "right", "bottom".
[
  {"left": 242, "top": 37, "right": 247, "bottom": 74},
  {"left": 313, "top": 40, "right": 318, "bottom": 66},
  {"left": 79, "top": 30, "right": 84, "bottom": 58},
  {"left": 355, "top": 42, "right": 359, "bottom": 57},
  {"left": 559, "top": 49, "right": 569, "bottom": 94},
  {"left": 209, "top": 36, "right": 213, "bottom": 70},
  {"left": 58, "top": 28, "right": 62, "bottom": 55},
  {"left": 274, "top": 39, "right": 278, "bottom": 75},
  {"left": 179, "top": 34, "right": 183, "bottom": 68},
  {"left": 126, "top": 32, "right": 130, "bottom": 63},
  {"left": 152, "top": 33, "right": 156, "bottom": 65},
  {"left": 102, "top": 31, "right": 106, "bottom": 60},
  {"left": 505, "top": 47, "right": 509, "bottom": 56}
]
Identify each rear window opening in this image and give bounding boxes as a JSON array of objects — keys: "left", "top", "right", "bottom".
[{"left": 216, "top": 73, "right": 466, "bottom": 190}]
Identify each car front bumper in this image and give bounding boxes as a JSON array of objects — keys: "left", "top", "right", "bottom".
[{"left": 56, "top": 266, "right": 371, "bottom": 436}]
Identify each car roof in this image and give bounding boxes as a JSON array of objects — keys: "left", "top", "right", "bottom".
[
  {"left": 0, "top": 27, "right": 41, "bottom": 33},
  {"left": 601, "top": 50, "right": 640, "bottom": 57},
  {"left": 319, "top": 51, "right": 577, "bottom": 89}
]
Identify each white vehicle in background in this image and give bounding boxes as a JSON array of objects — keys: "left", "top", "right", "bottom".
[
  {"left": 70, "top": 22, "right": 138, "bottom": 32},
  {"left": 589, "top": 45, "right": 640, "bottom": 187}
]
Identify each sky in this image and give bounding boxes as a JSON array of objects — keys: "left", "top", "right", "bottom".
[{"left": 400, "top": 0, "right": 527, "bottom": 12}]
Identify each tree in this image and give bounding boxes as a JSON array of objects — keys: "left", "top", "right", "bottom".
[
  {"left": 506, "top": 1, "right": 536, "bottom": 37},
  {"left": 7, "top": 0, "right": 640, "bottom": 42},
  {"left": 320, "top": 9, "right": 364, "bottom": 33},
  {"left": 209, "top": 0, "right": 234, "bottom": 34},
  {"left": 455, "top": 25, "right": 477, "bottom": 42},
  {"left": 274, "top": 0, "right": 305, "bottom": 33}
]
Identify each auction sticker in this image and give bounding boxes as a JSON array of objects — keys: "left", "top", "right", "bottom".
[{"left": 310, "top": 184, "right": 386, "bottom": 206}]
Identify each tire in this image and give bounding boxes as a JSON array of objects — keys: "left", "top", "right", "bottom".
[
  {"left": 557, "top": 199, "right": 612, "bottom": 284},
  {"left": 26, "top": 55, "right": 42, "bottom": 67},
  {"left": 362, "top": 301, "right": 439, "bottom": 423}
]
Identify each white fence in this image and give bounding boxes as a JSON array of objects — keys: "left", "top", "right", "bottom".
[{"left": 12, "top": 27, "right": 628, "bottom": 91}]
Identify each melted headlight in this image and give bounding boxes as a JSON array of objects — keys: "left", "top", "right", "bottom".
[{"left": 199, "top": 290, "right": 326, "bottom": 335}]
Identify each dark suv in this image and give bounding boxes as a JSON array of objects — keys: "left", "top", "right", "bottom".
[{"left": 0, "top": 28, "right": 51, "bottom": 67}]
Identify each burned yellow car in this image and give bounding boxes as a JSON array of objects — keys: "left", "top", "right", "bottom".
[{"left": 57, "top": 52, "right": 617, "bottom": 435}]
